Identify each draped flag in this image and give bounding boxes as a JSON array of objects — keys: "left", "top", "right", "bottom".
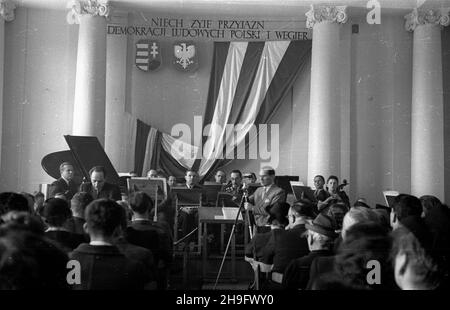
[{"left": 133, "top": 40, "right": 311, "bottom": 178}]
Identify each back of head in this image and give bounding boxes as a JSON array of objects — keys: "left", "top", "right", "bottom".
[
  {"left": 392, "top": 226, "right": 440, "bottom": 289},
  {"left": 128, "top": 191, "right": 153, "bottom": 214},
  {"left": 268, "top": 202, "right": 290, "bottom": 227},
  {"left": 0, "top": 229, "right": 69, "bottom": 289},
  {"left": 327, "top": 203, "right": 348, "bottom": 230},
  {"left": 292, "top": 199, "right": 315, "bottom": 219},
  {"left": 85, "top": 199, "right": 123, "bottom": 237},
  {"left": 335, "top": 222, "right": 392, "bottom": 288},
  {"left": 0, "top": 192, "right": 30, "bottom": 215},
  {"left": 342, "top": 207, "right": 380, "bottom": 238},
  {"left": 393, "top": 194, "right": 422, "bottom": 221},
  {"left": 43, "top": 198, "right": 71, "bottom": 227},
  {"left": 1, "top": 211, "right": 45, "bottom": 235},
  {"left": 420, "top": 195, "right": 442, "bottom": 214},
  {"left": 71, "top": 192, "right": 94, "bottom": 215}
]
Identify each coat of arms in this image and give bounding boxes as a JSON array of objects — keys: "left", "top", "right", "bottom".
[
  {"left": 135, "top": 40, "right": 161, "bottom": 72},
  {"left": 173, "top": 41, "right": 198, "bottom": 72}
]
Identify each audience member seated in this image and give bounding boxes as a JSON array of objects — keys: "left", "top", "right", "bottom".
[
  {"left": 1, "top": 211, "right": 45, "bottom": 235},
  {"left": 320, "top": 222, "right": 395, "bottom": 290},
  {"left": 43, "top": 198, "right": 85, "bottom": 253},
  {"left": 114, "top": 201, "right": 157, "bottom": 289},
  {"left": 420, "top": 195, "right": 450, "bottom": 287},
  {"left": 307, "top": 206, "right": 381, "bottom": 289},
  {"left": 33, "top": 192, "right": 45, "bottom": 215},
  {"left": 0, "top": 192, "right": 30, "bottom": 218},
  {"left": 392, "top": 225, "right": 441, "bottom": 290},
  {"left": 261, "top": 201, "right": 312, "bottom": 288},
  {"left": 0, "top": 228, "right": 69, "bottom": 289},
  {"left": 70, "top": 199, "right": 150, "bottom": 289},
  {"left": 65, "top": 192, "right": 93, "bottom": 237},
  {"left": 80, "top": 166, "right": 121, "bottom": 201},
  {"left": 262, "top": 201, "right": 312, "bottom": 272},
  {"left": 282, "top": 213, "right": 337, "bottom": 289},
  {"left": 126, "top": 191, "right": 173, "bottom": 289},
  {"left": 245, "top": 202, "right": 289, "bottom": 261}
]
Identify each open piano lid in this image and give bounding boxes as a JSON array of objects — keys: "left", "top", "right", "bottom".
[{"left": 41, "top": 135, "right": 120, "bottom": 186}]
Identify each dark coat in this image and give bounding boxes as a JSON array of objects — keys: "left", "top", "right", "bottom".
[
  {"left": 261, "top": 224, "right": 309, "bottom": 273},
  {"left": 245, "top": 229, "right": 279, "bottom": 261},
  {"left": 49, "top": 178, "right": 80, "bottom": 200},
  {"left": 80, "top": 182, "right": 121, "bottom": 201},
  {"left": 69, "top": 243, "right": 149, "bottom": 290},
  {"left": 65, "top": 217, "right": 87, "bottom": 236},
  {"left": 282, "top": 249, "right": 333, "bottom": 290},
  {"left": 115, "top": 237, "right": 156, "bottom": 283},
  {"left": 306, "top": 255, "right": 335, "bottom": 289},
  {"left": 126, "top": 220, "right": 173, "bottom": 265},
  {"left": 45, "top": 230, "right": 85, "bottom": 253}
]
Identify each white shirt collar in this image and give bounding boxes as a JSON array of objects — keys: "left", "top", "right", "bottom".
[
  {"left": 45, "top": 227, "right": 69, "bottom": 232},
  {"left": 90, "top": 240, "right": 113, "bottom": 246}
]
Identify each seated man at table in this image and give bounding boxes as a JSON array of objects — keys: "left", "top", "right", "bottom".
[
  {"left": 244, "top": 167, "right": 286, "bottom": 232},
  {"left": 178, "top": 170, "right": 203, "bottom": 244}
]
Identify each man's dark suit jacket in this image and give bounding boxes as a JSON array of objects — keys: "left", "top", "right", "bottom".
[
  {"left": 45, "top": 230, "right": 85, "bottom": 253},
  {"left": 306, "top": 255, "right": 335, "bottom": 289},
  {"left": 65, "top": 217, "right": 87, "bottom": 236},
  {"left": 245, "top": 228, "right": 282, "bottom": 261},
  {"left": 261, "top": 224, "right": 309, "bottom": 273},
  {"left": 115, "top": 237, "right": 156, "bottom": 283},
  {"left": 282, "top": 249, "right": 333, "bottom": 290},
  {"left": 69, "top": 243, "right": 148, "bottom": 290},
  {"left": 126, "top": 220, "right": 173, "bottom": 266},
  {"left": 80, "top": 182, "right": 121, "bottom": 201},
  {"left": 49, "top": 178, "right": 80, "bottom": 200}
]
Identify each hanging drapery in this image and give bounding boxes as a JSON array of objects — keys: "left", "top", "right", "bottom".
[{"left": 132, "top": 40, "right": 311, "bottom": 178}]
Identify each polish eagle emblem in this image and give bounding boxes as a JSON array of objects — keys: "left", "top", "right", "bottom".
[{"left": 173, "top": 41, "right": 198, "bottom": 72}]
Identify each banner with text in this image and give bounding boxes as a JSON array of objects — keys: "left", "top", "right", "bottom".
[{"left": 107, "top": 16, "right": 311, "bottom": 41}]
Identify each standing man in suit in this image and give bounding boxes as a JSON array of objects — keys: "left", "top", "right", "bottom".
[
  {"left": 80, "top": 166, "right": 121, "bottom": 201},
  {"left": 49, "top": 162, "right": 80, "bottom": 200},
  {"left": 244, "top": 167, "right": 286, "bottom": 230}
]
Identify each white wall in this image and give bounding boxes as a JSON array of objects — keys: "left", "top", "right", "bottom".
[{"left": 1, "top": 8, "right": 77, "bottom": 192}]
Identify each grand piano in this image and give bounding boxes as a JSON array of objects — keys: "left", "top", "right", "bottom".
[{"left": 41, "top": 135, "right": 126, "bottom": 193}]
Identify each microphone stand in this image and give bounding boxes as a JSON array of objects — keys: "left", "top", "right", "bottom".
[{"left": 213, "top": 186, "right": 252, "bottom": 289}]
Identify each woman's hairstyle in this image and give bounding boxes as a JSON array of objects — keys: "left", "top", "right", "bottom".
[{"left": 334, "top": 222, "right": 393, "bottom": 289}]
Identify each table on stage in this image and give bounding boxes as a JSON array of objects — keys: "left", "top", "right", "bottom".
[{"left": 198, "top": 207, "right": 248, "bottom": 282}]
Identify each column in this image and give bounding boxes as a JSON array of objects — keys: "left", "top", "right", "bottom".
[
  {"left": 0, "top": 0, "right": 16, "bottom": 169},
  {"left": 405, "top": 8, "right": 449, "bottom": 200},
  {"left": 67, "top": 0, "right": 112, "bottom": 146},
  {"left": 306, "top": 5, "right": 348, "bottom": 185}
]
